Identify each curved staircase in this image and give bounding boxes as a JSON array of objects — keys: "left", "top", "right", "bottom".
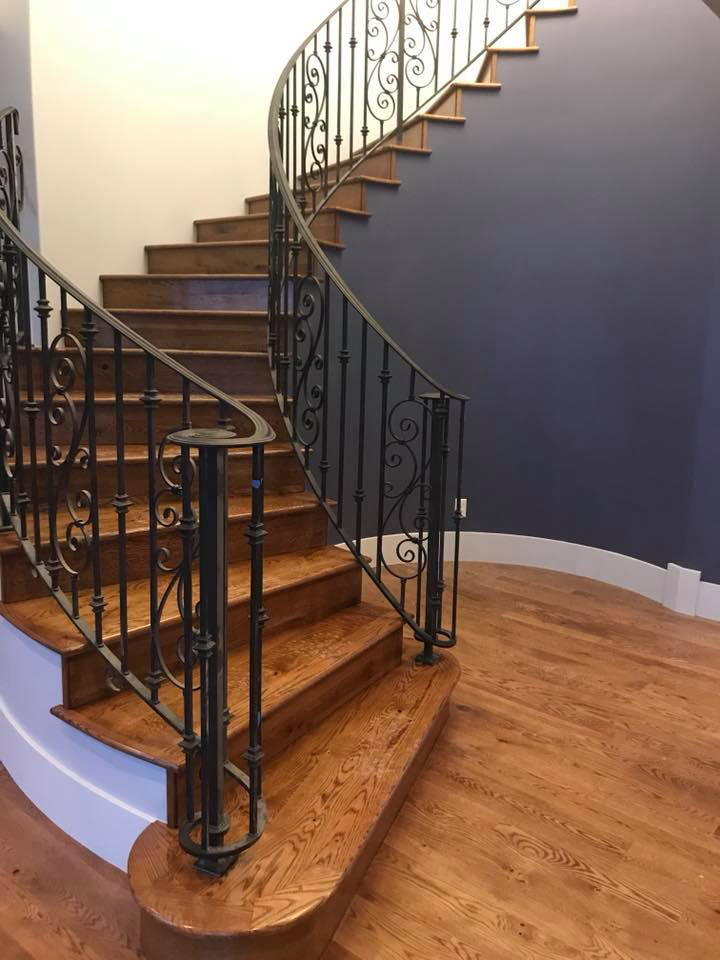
[{"left": 0, "top": 2, "right": 579, "bottom": 958}]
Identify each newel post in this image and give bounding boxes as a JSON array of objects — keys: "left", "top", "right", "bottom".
[
  {"left": 168, "top": 427, "right": 238, "bottom": 876},
  {"left": 417, "top": 393, "right": 449, "bottom": 665}
]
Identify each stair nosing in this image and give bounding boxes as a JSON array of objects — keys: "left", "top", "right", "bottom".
[{"left": 50, "top": 604, "right": 401, "bottom": 772}]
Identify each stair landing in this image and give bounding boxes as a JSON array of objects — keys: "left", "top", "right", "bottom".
[{"left": 129, "top": 651, "right": 459, "bottom": 960}]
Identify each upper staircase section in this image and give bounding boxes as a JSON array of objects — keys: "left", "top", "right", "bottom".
[{"left": 266, "top": 1, "right": 576, "bottom": 658}]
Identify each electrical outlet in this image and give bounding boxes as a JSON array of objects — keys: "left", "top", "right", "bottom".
[{"left": 456, "top": 498, "right": 468, "bottom": 518}]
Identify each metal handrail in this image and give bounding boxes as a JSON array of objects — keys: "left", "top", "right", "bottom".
[
  {"left": 0, "top": 107, "right": 273, "bottom": 874},
  {"left": 266, "top": 0, "right": 544, "bottom": 656},
  {"left": 0, "top": 212, "right": 275, "bottom": 447}
]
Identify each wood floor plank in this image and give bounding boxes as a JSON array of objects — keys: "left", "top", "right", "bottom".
[{"left": 2, "top": 564, "right": 719, "bottom": 959}]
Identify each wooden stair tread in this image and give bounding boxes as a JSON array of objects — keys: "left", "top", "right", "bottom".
[
  {"left": 51, "top": 602, "right": 401, "bottom": 769},
  {"left": 145, "top": 238, "right": 344, "bottom": 253},
  {"left": 454, "top": 81, "right": 502, "bottom": 91},
  {"left": 101, "top": 273, "right": 270, "bottom": 281},
  {"left": 421, "top": 113, "right": 466, "bottom": 123},
  {"left": 531, "top": 6, "right": 578, "bottom": 15},
  {"left": 29, "top": 344, "right": 265, "bottom": 360},
  {"left": 194, "top": 206, "right": 371, "bottom": 228},
  {"left": 22, "top": 440, "right": 292, "bottom": 469},
  {"left": 98, "top": 308, "right": 267, "bottom": 319},
  {"left": 0, "top": 491, "right": 320, "bottom": 558},
  {"left": 51, "top": 391, "right": 277, "bottom": 405},
  {"left": 245, "top": 175, "right": 401, "bottom": 209},
  {"left": 129, "top": 651, "right": 459, "bottom": 950},
  {"left": 2, "top": 545, "right": 355, "bottom": 657},
  {"left": 490, "top": 45, "right": 540, "bottom": 53}
]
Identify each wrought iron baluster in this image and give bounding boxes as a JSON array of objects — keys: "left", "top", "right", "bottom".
[
  {"left": 450, "top": 398, "right": 466, "bottom": 640},
  {"left": 178, "top": 398, "right": 197, "bottom": 830},
  {"left": 5, "top": 246, "right": 26, "bottom": 538},
  {"left": 20, "top": 256, "right": 41, "bottom": 561},
  {"left": 375, "top": 342, "right": 390, "bottom": 576},
  {"left": 112, "top": 329, "right": 131, "bottom": 675},
  {"left": 142, "top": 354, "right": 162, "bottom": 702},
  {"left": 451, "top": 0, "right": 459, "bottom": 75},
  {"left": 362, "top": 0, "right": 370, "bottom": 152},
  {"left": 336, "top": 8, "right": 344, "bottom": 176},
  {"left": 354, "top": 320, "right": 368, "bottom": 552},
  {"left": 81, "top": 309, "right": 105, "bottom": 648},
  {"left": 397, "top": 0, "right": 407, "bottom": 139},
  {"left": 415, "top": 382, "right": 428, "bottom": 624},
  {"left": 336, "top": 297, "right": 350, "bottom": 528},
  {"left": 417, "top": 392, "right": 449, "bottom": 665},
  {"left": 300, "top": 48, "right": 307, "bottom": 217},
  {"left": 246, "top": 443, "right": 266, "bottom": 836},
  {"left": 436, "top": 390, "right": 450, "bottom": 631},
  {"left": 468, "top": 0, "right": 475, "bottom": 61},
  {"left": 37, "top": 271, "right": 61, "bottom": 591},
  {"left": 324, "top": 22, "right": 332, "bottom": 193},
  {"left": 319, "top": 274, "right": 330, "bottom": 500},
  {"left": 349, "top": 0, "right": 357, "bottom": 160}
]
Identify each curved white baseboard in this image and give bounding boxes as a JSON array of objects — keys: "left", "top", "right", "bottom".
[
  {"left": 0, "top": 613, "right": 167, "bottom": 870},
  {"left": 345, "top": 530, "right": 719, "bottom": 622}
]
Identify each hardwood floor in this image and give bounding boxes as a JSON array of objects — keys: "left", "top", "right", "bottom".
[{"left": 2, "top": 562, "right": 719, "bottom": 959}]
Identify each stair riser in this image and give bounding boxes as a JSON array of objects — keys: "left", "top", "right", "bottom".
[
  {"left": 146, "top": 242, "right": 327, "bottom": 277},
  {"left": 196, "top": 211, "right": 340, "bottom": 244},
  {"left": 2, "top": 504, "right": 327, "bottom": 605},
  {"left": 68, "top": 311, "right": 268, "bottom": 352},
  {"left": 19, "top": 449, "right": 305, "bottom": 504},
  {"left": 429, "top": 87, "right": 462, "bottom": 117},
  {"left": 147, "top": 244, "right": 268, "bottom": 276},
  {"left": 22, "top": 350, "right": 273, "bottom": 397},
  {"left": 297, "top": 149, "right": 395, "bottom": 191},
  {"left": 62, "top": 563, "right": 362, "bottom": 711},
  {"left": 168, "top": 622, "right": 403, "bottom": 826},
  {"left": 102, "top": 277, "right": 270, "bottom": 311},
  {"left": 247, "top": 180, "right": 366, "bottom": 216}
]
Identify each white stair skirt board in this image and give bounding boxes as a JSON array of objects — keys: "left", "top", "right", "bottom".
[
  {"left": 0, "top": 613, "right": 167, "bottom": 871},
  {"left": 341, "top": 532, "right": 717, "bottom": 622}
]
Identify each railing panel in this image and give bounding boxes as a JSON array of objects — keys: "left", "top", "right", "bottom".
[{"left": 0, "top": 109, "right": 274, "bottom": 875}]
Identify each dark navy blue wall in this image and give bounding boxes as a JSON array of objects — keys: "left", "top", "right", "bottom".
[{"left": 330, "top": 0, "right": 720, "bottom": 575}]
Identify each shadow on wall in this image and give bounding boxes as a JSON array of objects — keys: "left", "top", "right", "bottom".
[{"left": 703, "top": 0, "right": 720, "bottom": 19}]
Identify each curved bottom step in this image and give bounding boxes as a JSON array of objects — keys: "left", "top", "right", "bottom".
[{"left": 129, "top": 650, "right": 460, "bottom": 960}]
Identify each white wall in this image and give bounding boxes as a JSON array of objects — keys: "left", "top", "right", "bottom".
[{"left": 27, "top": 0, "right": 333, "bottom": 297}]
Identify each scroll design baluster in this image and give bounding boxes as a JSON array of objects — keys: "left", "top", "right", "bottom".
[
  {"left": 267, "top": 0, "right": 539, "bottom": 661},
  {"left": 0, "top": 106, "right": 274, "bottom": 874}
]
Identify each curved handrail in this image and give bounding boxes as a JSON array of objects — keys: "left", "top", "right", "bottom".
[
  {"left": 0, "top": 212, "right": 275, "bottom": 446},
  {"left": 267, "top": 1, "right": 542, "bottom": 654},
  {"left": 267, "top": 35, "right": 464, "bottom": 401},
  {"left": 268, "top": 0, "right": 541, "bottom": 401},
  {"left": 0, "top": 107, "right": 273, "bottom": 871}
]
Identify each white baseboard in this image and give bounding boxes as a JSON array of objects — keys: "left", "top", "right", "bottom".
[
  {"left": 339, "top": 531, "right": 718, "bottom": 622},
  {"left": 0, "top": 614, "right": 166, "bottom": 871}
]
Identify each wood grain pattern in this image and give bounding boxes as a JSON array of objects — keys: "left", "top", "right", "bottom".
[
  {"left": 146, "top": 238, "right": 342, "bottom": 275},
  {"left": 129, "top": 651, "right": 459, "bottom": 960},
  {"left": 194, "top": 206, "right": 370, "bottom": 244},
  {"left": 101, "top": 274, "right": 269, "bottom": 310},
  {"left": 0, "top": 762, "right": 142, "bottom": 959},
  {"left": 22, "top": 345, "right": 273, "bottom": 395},
  {"left": 0, "top": 490, "right": 327, "bottom": 604},
  {"left": 3, "top": 565, "right": 720, "bottom": 959},
  {"left": 68, "top": 307, "right": 269, "bottom": 351},
  {"left": 19, "top": 391, "right": 287, "bottom": 448}
]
